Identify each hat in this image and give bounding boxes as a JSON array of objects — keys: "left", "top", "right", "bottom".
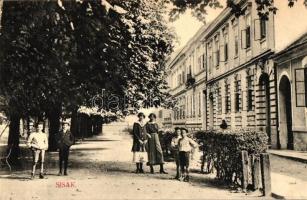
[
  {"left": 148, "top": 113, "right": 156, "bottom": 119},
  {"left": 180, "top": 127, "right": 189, "bottom": 133},
  {"left": 137, "top": 112, "right": 145, "bottom": 118}
]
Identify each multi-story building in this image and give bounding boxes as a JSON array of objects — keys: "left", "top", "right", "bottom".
[
  {"left": 205, "top": 0, "right": 278, "bottom": 147},
  {"left": 274, "top": 34, "right": 307, "bottom": 151},
  {"left": 162, "top": 0, "right": 307, "bottom": 150},
  {"left": 163, "top": 25, "right": 208, "bottom": 131}
]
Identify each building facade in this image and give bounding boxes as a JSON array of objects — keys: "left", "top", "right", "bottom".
[
  {"left": 162, "top": 0, "right": 307, "bottom": 150},
  {"left": 274, "top": 34, "right": 307, "bottom": 151},
  {"left": 163, "top": 26, "right": 208, "bottom": 131},
  {"left": 205, "top": 0, "right": 277, "bottom": 147}
]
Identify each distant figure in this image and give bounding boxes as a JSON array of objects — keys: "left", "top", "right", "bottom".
[
  {"left": 27, "top": 122, "right": 48, "bottom": 179},
  {"left": 131, "top": 112, "right": 148, "bottom": 173},
  {"left": 58, "top": 122, "right": 74, "bottom": 176},
  {"left": 171, "top": 127, "right": 182, "bottom": 179},
  {"left": 146, "top": 113, "right": 167, "bottom": 174},
  {"left": 220, "top": 119, "right": 228, "bottom": 130},
  {"left": 178, "top": 128, "right": 198, "bottom": 182}
]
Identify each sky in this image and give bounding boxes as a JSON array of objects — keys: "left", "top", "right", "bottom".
[
  {"left": 169, "top": 5, "right": 225, "bottom": 51},
  {"left": 169, "top": 0, "right": 307, "bottom": 52}
]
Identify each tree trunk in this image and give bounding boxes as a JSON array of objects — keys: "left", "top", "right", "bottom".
[
  {"left": 87, "top": 115, "right": 93, "bottom": 137},
  {"left": 48, "top": 107, "right": 61, "bottom": 151},
  {"left": 7, "top": 114, "right": 20, "bottom": 165},
  {"left": 70, "top": 109, "right": 78, "bottom": 137}
]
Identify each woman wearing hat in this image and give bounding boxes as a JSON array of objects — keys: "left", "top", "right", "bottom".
[
  {"left": 131, "top": 112, "right": 148, "bottom": 173},
  {"left": 145, "top": 113, "right": 167, "bottom": 174}
]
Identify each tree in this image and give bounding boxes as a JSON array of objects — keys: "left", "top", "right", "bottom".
[
  {"left": 168, "top": 0, "right": 307, "bottom": 22},
  {"left": 0, "top": 0, "right": 77, "bottom": 154},
  {"left": 0, "top": 0, "right": 176, "bottom": 159}
]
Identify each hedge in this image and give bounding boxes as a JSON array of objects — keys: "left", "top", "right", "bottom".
[{"left": 193, "top": 129, "right": 268, "bottom": 186}]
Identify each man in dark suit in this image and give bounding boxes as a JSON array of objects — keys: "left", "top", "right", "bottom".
[{"left": 58, "top": 122, "right": 74, "bottom": 176}]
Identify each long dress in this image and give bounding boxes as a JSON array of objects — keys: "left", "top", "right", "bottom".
[
  {"left": 131, "top": 121, "right": 148, "bottom": 163},
  {"left": 145, "top": 122, "right": 164, "bottom": 165}
]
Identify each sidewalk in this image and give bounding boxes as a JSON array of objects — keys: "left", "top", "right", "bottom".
[
  {"left": 268, "top": 149, "right": 307, "bottom": 163},
  {"left": 272, "top": 173, "right": 307, "bottom": 199},
  {"left": 269, "top": 149, "right": 307, "bottom": 199}
]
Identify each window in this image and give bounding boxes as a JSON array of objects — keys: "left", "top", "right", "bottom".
[
  {"left": 224, "top": 43, "right": 228, "bottom": 62},
  {"left": 247, "top": 69, "right": 255, "bottom": 111},
  {"left": 217, "top": 87, "right": 222, "bottom": 114},
  {"left": 223, "top": 29, "right": 229, "bottom": 62},
  {"left": 295, "top": 68, "right": 307, "bottom": 107},
  {"left": 225, "top": 81, "right": 231, "bottom": 113},
  {"left": 260, "top": 18, "right": 266, "bottom": 39},
  {"left": 242, "top": 14, "right": 251, "bottom": 49},
  {"left": 198, "top": 56, "right": 202, "bottom": 71},
  {"left": 232, "top": 18, "right": 239, "bottom": 57},
  {"left": 246, "top": 14, "right": 251, "bottom": 48},
  {"left": 214, "top": 36, "right": 220, "bottom": 67},
  {"left": 192, "top": 94, "right": 195, "bottom": 117},
  {"left": 198, "top": 92, "right": 202, "bottom": 117},
  {"left": 235, "top": 77, "right": 242, "bottom": 112}
]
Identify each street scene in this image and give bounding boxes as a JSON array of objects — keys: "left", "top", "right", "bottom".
[{"left": 1, "top": 0, "right": 307, "bottom": 199}]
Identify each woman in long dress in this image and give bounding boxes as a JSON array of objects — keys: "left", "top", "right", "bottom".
[
  {"left": 131, "top": 112, "right": 148, "bottom": 173},
  {"left": 145, "top": 113, "right": 168, "bottom": 174}
]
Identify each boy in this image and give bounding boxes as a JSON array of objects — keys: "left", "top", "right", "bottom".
[
  {"left": 170, "top": 127, "right": 181, "bottom": 179},
  {"left": 178, "top": 128, "right": 198, "bottom": 182},
  {"left": 27, "top": 122, "right": 48, "bottom": 179},
  {"left": 58, "top": 122, "right": 74, "bottom": 176}
]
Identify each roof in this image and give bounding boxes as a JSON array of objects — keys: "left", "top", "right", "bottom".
[{"left": 274, "top": 31, "right": 307, "bottom": 59}]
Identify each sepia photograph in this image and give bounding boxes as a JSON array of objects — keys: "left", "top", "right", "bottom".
[{"left": 0, "top": 0, "right": 307, "bottom": 199}]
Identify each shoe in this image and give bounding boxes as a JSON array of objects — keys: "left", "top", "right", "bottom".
[
  {"left": 139, "top": 169, "right": 144, "bottom": 173},
  {"left": 64, "top": 172, "right": 68, "bottom": 176},
  {"left": 30, "top": 173, "right": 35, "bottom": 180},
  {"left": 39, "top": 173, "right": 44, "bottom": 179},
  {"left": 178, "top": 175, "right": 184, "bottom": 182},
  {"left": 58, "top": 172, "right": 63, "bottom": 176},
  {"left": 160, "top": 170, "right": 168, "bottom": 174},
  {"left": 184, "top": 175, "right": 189, "bottom": 182},
  {"left": 174, "top": 175, "right": 179, "bottom": 179}
]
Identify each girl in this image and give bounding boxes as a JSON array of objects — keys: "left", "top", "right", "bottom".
[{"left": 131, "top": 112, "right": 148, "bottom": 173}]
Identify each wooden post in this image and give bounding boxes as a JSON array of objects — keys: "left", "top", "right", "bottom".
[
  {"left": 241, "top": 151, "right": 249, "bottom": 191},
  {"left": 252, "top": 155, "right": 260, "bottom": 190},
  {"left": 260, "top": 153, "right": 271, "bottom": 196}
]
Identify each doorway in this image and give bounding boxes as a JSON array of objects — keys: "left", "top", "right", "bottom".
[{"left": 279, "top": 75, "right": 293, "bottom": 150}]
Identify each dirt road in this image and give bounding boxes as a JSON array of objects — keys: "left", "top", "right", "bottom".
[{"left": 0, "top": 129, "right": 263, "bottom": 200}]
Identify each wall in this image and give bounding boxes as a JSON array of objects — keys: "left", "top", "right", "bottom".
[{"left": 276, "top": 55, "right": 307, "bottom": 150}]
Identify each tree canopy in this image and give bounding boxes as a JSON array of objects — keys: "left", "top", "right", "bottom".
[
  {"left": 0, "top": 0, "right": 176, "bottom": 120},
  {"left": 168, "top": 0, "right": 307, "bottom": 22}
]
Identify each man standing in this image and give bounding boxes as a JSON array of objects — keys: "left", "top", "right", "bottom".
[
  {"left": 27, "top": 122, "right": 48, "bottom": 179},
  {"left": 58, "top": 122, "right": 74, "bottom": 176}
]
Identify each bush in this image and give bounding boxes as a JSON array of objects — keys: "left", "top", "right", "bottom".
[
  {"left": 159, "top": 130, "right": 174, "bottom": 156},
  {"left": 193, "top": 129, "right": 268, "bottom": 186}
]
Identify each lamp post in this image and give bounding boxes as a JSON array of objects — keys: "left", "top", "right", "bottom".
[{"left": 0, "top": 0, "right": 3, "bottom": 30}]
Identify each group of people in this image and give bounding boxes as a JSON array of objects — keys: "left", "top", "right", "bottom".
[
  {"left": 131, "top": 113, "right": 167, "bottom": 174},
  {"left": 26, "top": 122, "right": 74, "bottom": 179},
  {"left": 131, "top": 112, "right": 198, "bottom": 182}
]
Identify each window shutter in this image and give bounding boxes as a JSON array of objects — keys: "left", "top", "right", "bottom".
[
  {"left": 254, "top": 19, "right": 261, "bottom": 41},
  {"left": 241, "top": 29, "right": 247, "bottom": 49},
  {"left": 295, "top": 68, "right": 307, "bottom": 107},
  {"left": 220, "top": 44, "right": 225, "bottom": 62}
]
